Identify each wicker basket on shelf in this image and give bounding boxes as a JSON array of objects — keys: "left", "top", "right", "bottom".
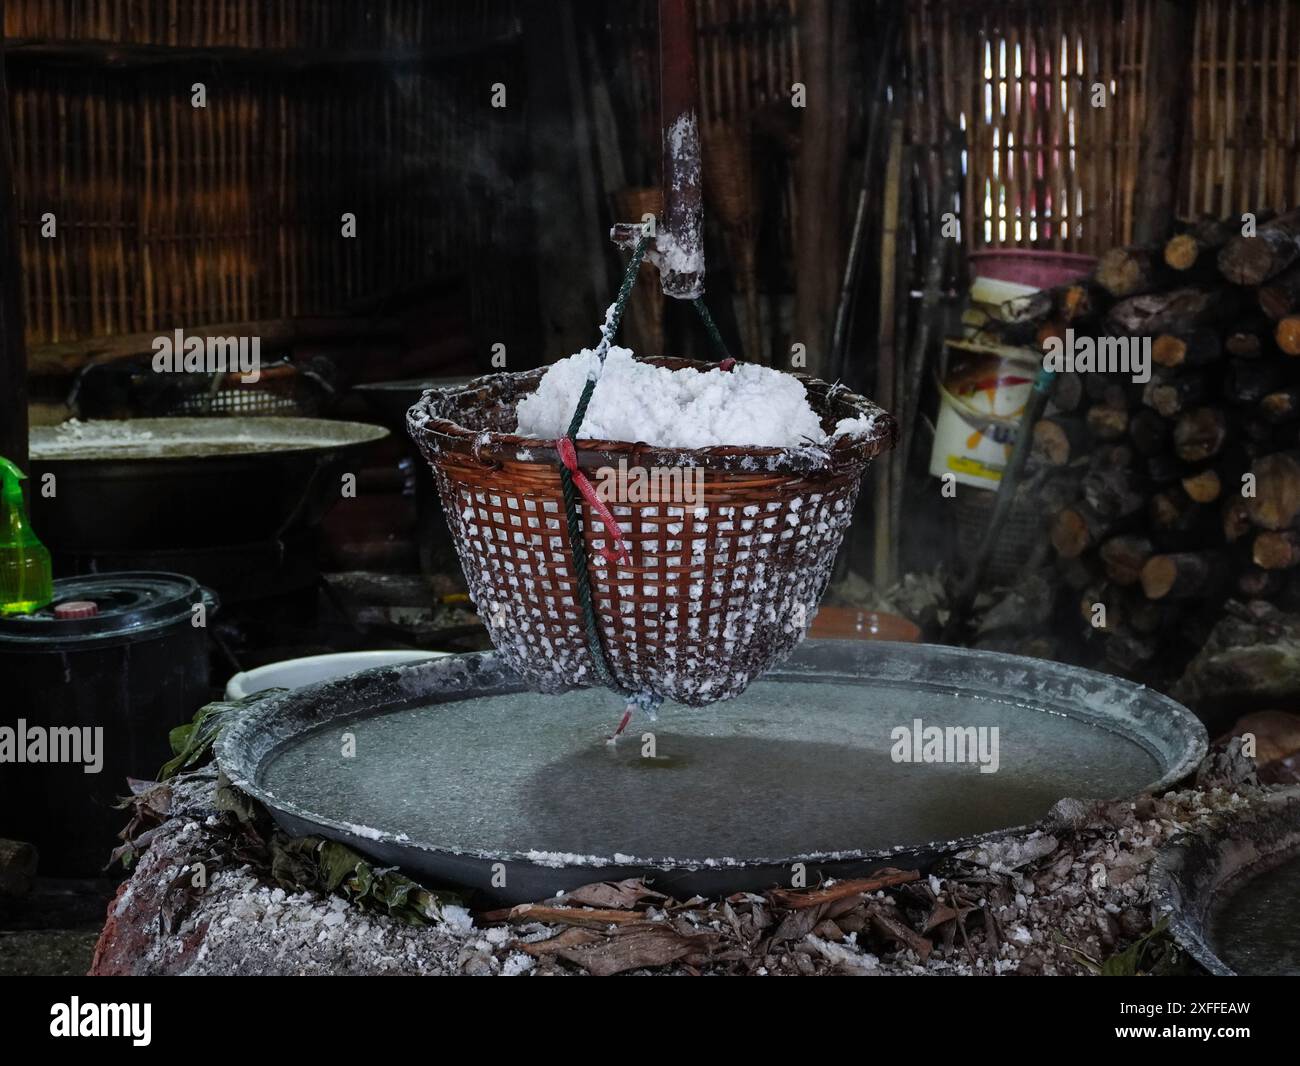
[{"left": 408, "top": 358, "right": 896, "bottom": 706}]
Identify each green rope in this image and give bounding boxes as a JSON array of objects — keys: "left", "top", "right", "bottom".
[
  {"left": 561, "top": 232, "right": 651, "bottom": 692},
  {"left": 559, "top": 233, "right": 734, "bottom": 699},
  {"left": 690, "top": 297, "right": 734, "bottom": 363}
]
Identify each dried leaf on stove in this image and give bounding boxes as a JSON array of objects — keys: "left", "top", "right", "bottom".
[
  {"left": 768, "top": 868, "right": 919, "bottom": 909},
  {"left": 922, "top": 902, "right": 960, "bottom": 933},
  {"left": 812, "top": 919, "right": 844, "bottom": 941},
  {"left": 504, "top": 903, "right": 643, "bottom": 928},
  {"left": 555, "top": 923, "right": 717, "bottom": 976},
  {"left": 770, "top": 902, "right": 828, "bottom": 945},
  {"left": 868, "top": 905, "right": 932, "bottom": 963},
  {"left": 518, "top": 926, "right": 604, "bottom": 956},
  {"left": 554, "top": 878, "right": 665, "bottom": 910}
]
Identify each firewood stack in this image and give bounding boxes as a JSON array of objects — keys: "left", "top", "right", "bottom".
[{"left": 999, "top": 209, "right": 1300, "bottom": 682}]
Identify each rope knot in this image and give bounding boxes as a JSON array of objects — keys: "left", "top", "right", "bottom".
[{"left": 556, "top": 436, "right": 632, "bottom": 566}]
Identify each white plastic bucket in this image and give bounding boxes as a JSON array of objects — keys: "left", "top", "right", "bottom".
[
  {"left": 225, "top": 650, "right": 448, "bottom": 700},
  {"left": 928, "top": 340, "right": 1039, "bottom": 490},
  {"left": 961, "top": 275, "right": 1039, "bottom": 337}
]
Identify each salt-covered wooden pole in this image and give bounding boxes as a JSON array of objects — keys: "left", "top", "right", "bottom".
[{"left": 658, "top": 0, "right": 704, "bottom": 300}]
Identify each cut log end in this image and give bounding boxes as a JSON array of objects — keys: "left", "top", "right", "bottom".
[
  {"left": 1050, "top": 507, "right": 1094, "bottom": 559},
  {"left": 1140, "top": 552, "right": 1214, "bottom": 600},
  {"left": 1219, "top": 239, "right": 1275, "bottom": 286},
  {"left": 1151, "top": 334, "right": 1187, "bottom": 368},
  {"left": 1140, "top": 556, "right": 1178, "bottom": 599},
  {"left": 1181, "top": 468, "right": 1222, "bottom": 504},
  {"left": 1163, "top": 232, "right": 1200, "bottom": 271},
  {"left": 1085, "top": 405, "right": 1130, "bottom": 442},
  {"left": 1253, "top": 531, "right": 1300, "bottom": 570},
  {"left": 1276, "top": 316, "right": 1300, "bottom": 356},
  {"left": 1173, "top": 407, "right": 1228, "bottom": 463},
  {"left": 1032, "top": 417, "right": 1083, "bottom": 466},
  {"left": 1096, "top": 246, "right": 1158, "bottom": 298},
  {"left": 1245, "top": 452, "right": 1300, "bottom": 530}
]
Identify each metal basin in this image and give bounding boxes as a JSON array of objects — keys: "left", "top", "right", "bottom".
[
  {"left": 1152, "top": 788, "right": 1300, "bottom": 975},
  {"left": 354, "top": 376, "right": 476, "bottom": 432},
  {"left": 217, "top": 640, "right": 1205, "bottom": 904},
  {"left": 29, "top": 417, "right": 388, "bottom": 552}
]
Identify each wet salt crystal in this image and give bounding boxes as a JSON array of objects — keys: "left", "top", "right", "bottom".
[{"left": 515, "top": 346, "right": 828, "bottom": 449}]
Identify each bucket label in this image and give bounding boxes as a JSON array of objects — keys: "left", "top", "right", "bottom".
[{"left": 947, "top": 455, "right": 1004, "bottom": 481}]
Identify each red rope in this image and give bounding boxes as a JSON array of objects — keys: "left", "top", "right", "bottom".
[{"left": 556, "top": 436, "right": 632, "bottom": 566}]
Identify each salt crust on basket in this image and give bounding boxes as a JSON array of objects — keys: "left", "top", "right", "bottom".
[{"left": 408, "top": 357, "right": 896, "bottom": 706}]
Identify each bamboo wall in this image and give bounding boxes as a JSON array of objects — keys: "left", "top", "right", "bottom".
[
  {"left": 607, "top": 0, "right": 802, "bottom": 184},
  {"left": 12, "top": 0, "right": 1300, "bottom": 352},
  {"left": 908, "top": 0, "right": 1300, "bottom": 255},
  {"left": 604, "top": 0, "right": 806, "bottom": 357},
  {"left": 6, "top": 0, "right": 526, "bottom": 351}
]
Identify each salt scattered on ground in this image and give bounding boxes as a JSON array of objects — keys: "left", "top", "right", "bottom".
[{"left": 514, "top": 346, "right": 873, "bottom": 449}]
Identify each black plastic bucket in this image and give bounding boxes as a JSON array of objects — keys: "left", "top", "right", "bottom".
[{"left": 0, "top": 571, "right": 215, "bottom": 875}]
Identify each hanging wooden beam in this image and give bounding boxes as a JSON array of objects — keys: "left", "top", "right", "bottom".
[{"left": 658, "top": 0, "right": 704, "bottom": 300}]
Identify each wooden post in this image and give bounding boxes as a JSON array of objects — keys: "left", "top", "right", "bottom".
[
  {"left": 795, "top": 0, "right": 850, "bottom": 378},
  {"left": 872, "top": 119, "right": 905, "bottom": 588},
  {"left": 658, "top": 0, "right": 704, "bottom": 300},
  {"left": 0, "top": 11, "right": 27, "bottom": 470},
  {"left": 1131, "top": 0, "right": 1194, "bottom": 246}
]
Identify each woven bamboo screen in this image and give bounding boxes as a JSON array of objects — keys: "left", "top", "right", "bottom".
[
  {"left": 608, "top": 0, "right": 802, "bottom": 181},
  {"left": 908, "top": 0, "right": 1300, "bottom": 256},
  {"left": 6, "top": 0, "right": 525, "bottom": 351}
]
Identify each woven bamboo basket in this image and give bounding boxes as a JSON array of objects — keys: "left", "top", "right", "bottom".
[{"left": 407, "top": 358, "right": 896, "bottom": 706}]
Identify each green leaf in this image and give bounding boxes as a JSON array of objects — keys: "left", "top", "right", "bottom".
[
  {"left": 268, "top": 832, "right": 463, "bottom": 925},
  {"left": 214, "top": 771, "right": 258, "bottom": 823},
  {"left": 1098, "top": 917, "right": 1171, "bottom": 976},
  {"left": 168, "top": 723, "right": 195, "bottom": 757},
  {"left": 319, "top": 840, "right": 364, "bottom": 893},
  {"left": 157, "top": 688, "right": 288, "bottom": 779},
  {"left": 270, "top": 835, "right": 322, "bottom": 890}
]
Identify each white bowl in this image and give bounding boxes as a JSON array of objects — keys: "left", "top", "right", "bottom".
[{"left": 225, "top": 650, "right": 449, "bottom": 700}]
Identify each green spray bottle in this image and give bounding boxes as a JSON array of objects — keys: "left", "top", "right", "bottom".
[{"left": 0, "top": 456, "right": 53, "bottom": 614}]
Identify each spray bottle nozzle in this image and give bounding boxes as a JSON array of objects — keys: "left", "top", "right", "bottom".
[
  {"left": 0, "top": 456, "right": 26, "bottom": 508},
  {"left": 0, "top": 454, "right": 53, "bottom": 614}
]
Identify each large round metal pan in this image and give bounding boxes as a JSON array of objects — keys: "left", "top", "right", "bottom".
[
  {"left": 353, "top": 376, "right": 476, "bottom": 432},
  {"left": 1152, "top": 787, "right": 1300, "bottom": 975},
  {"left": 29, "top": 417, "right": 389, "bottom": 551},
  {"left": 217, "top": 641, "right": 1205, "bottom": 905}
]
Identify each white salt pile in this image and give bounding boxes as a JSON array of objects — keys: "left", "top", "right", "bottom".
[{"left": 514, "top": 346, "right": 875, "bottom": 449}]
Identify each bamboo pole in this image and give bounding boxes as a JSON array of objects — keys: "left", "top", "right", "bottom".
[
  {"left": 1132, "top": 0, "right": 1194, "bottom": 244},
  {"left": 872, "top": 118, "right": 904, "bottom": 588}
]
